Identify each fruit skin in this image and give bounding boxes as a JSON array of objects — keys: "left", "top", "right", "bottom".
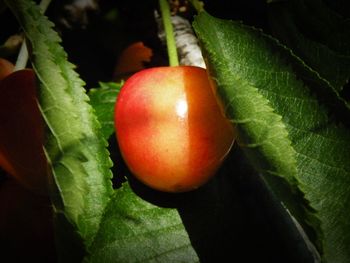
[
  {"left": 114, "top": 66, "right": 235, "bottom": 192},
  {"left": 0, "top": 69, "right": 49, "bottom": 194},
  {"left": 0, "top": 58, "right": 14, "bottom": 81}
]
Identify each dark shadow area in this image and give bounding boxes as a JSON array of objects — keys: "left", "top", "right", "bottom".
[
  {"left": 0, "top": 179, "right": 56, "bottom": 263},
  {"left": 113, "top": 133, "right": 317, "bottom": 262},
  {"left": 205, "top": 0, "right": 269, "bottom": 30},
  {"left": 177, "top": 144, "right": 317, "bottom": 263}
]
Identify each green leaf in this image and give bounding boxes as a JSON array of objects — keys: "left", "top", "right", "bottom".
[
  {"left": 193, "top": 11, "right": 350, "bottom": 262},
  {"left": 194, "top": 12, "right": 304, "bottom": 223},
  {"left": 88, "top": 82, "right": 122, "bottom": 139},
  {"left": 85, "top": 183, "right": 199, "bottom": 263},
  {"left": 5, "top": 0, "right": 114, "bottom": 251},
  {"left": 268, "top": 0, "right": 350, "bottom": 95}
]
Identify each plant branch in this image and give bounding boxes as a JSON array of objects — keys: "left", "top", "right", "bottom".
[{"left": 159, "top": 0, "right": 179, "bottom": 66}]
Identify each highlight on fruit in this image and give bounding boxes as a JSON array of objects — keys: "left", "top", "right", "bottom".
[{"left": 114, "top": 66, "right": 235, "bottom": 192}]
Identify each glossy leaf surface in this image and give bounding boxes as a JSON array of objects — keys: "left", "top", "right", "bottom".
[{"left": 193, "top": 11, "right": 350, "bottom": 262}]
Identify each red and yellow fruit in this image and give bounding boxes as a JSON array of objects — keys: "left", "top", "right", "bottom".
[{"left": 114, "top": 66, "right": 235, "bottom": 192}]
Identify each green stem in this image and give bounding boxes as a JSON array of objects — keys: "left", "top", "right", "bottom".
[
  {"left": 159, "top": 0, "right": 179, "bottom": 66},
  {"left": 14, "top": 0, "right": 52, "bottom": 71},
  {"left": 188, "top": 0, "right": 204, "bottom": 13}
]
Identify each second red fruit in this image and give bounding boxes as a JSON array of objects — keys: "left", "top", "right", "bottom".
[
  {"left": 0, "top": 69, "right": 49, "bottom": 194},
  {"left": 115, "top": 66, "right": 235, "bottom": 192}
]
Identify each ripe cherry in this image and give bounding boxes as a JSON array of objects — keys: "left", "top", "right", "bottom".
[
  {"left": 114, "top": 66, "right": 235, "bottom": 192},
  {"left": 0, "top": 58, "right": 14, "bottom": 81},
  {"left": 0, "top": 69, "right": 49, "bottom": 194}
]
